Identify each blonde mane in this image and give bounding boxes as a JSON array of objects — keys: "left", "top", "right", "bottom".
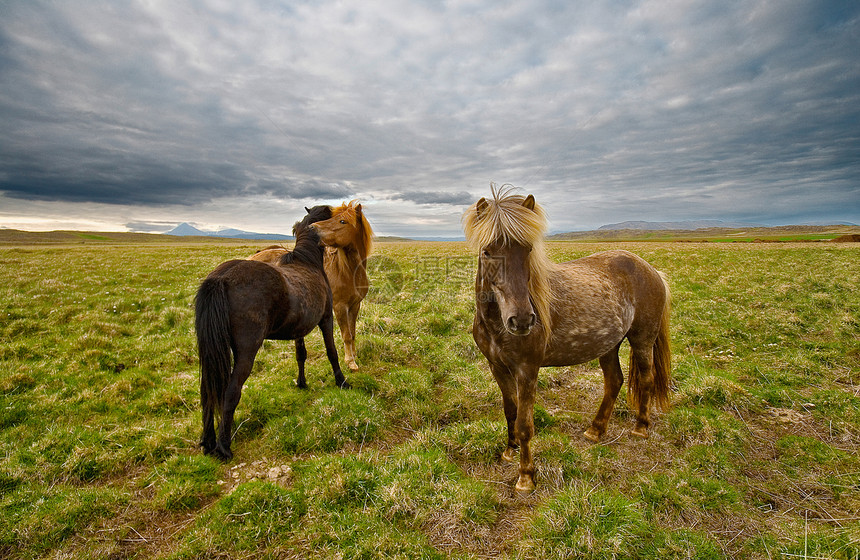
[
  {"left": 328, "top": 200, "right": 373, "bottom": 273},
  {"left": 462, "top": 184, "right": 556, "bottom": 341}
]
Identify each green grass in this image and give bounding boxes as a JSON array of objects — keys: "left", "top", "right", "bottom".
[{"left": 0, "top": 241, "right": 858, "bottom": 558}]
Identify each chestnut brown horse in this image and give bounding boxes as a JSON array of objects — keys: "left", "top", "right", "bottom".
[
  {"left": 310, "top": 200, "right": 373, "bottom": 371},
  {"left": 251, "top": 201, "right": 373, "bottom": 371},
  {"left": 196, "top": 205, "right": 349, "bottom": 461},
  {"left": 463, "top": 186, "right": 671, "bottom": 492}
]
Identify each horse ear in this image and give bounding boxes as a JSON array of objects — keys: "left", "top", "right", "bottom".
[
  {"left": 355, "top": 203, "right": 362, "bottom": 215},
  {"left": 476, "top": 197, "right": 488, "bottom": 217},
  {"left": 305, "top": 207, "right": 311, "bottom": 213},
  {"left": 523, "top": 195, "right": 536, "bottom": 210}
]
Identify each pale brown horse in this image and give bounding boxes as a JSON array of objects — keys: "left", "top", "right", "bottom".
[
  {"left": 249, "top": 245, "right": 289, "bottom": 263},
  {"left": 249, "top": 201, "right": 373, "bottom": 371},
  {"left": 463, "top": 186, "right": 671, "bottom": 492},
  {"left": 196, "top": 205, "right": 349, "bottom": 461}
]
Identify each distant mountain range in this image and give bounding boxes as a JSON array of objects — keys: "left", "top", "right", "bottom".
[
  {"left": 163, "top": 219, "right": 858, "bottom": 242},
  {"left": 596, "top": 220, "right": 764, "bottom": 231},
  {"left": 166, "top": 222, "right": 293, "bottom": 241}
]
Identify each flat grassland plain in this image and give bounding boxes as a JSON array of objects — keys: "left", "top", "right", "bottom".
[{"left": 1, "top": 236, "right": 858, "bottom": 559}]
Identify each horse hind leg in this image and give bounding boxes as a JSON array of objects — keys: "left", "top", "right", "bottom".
[
  {"left": 584, "top": 343, "right": 624, "bottom": 442},
  {"left": 628, "top": 342, "right": 656, "bottom": 439},
  {"left": 214, "top": 347, "right": 258, "bottom": 461}
]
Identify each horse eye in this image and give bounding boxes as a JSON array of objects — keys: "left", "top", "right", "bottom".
[
  {"left": 340, "top": 220, "right": 347, "bottom": 224},
  {"left": 481, "top": 250, "right": 490, "bottom": 258}
]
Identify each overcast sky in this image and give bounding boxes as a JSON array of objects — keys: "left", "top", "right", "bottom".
[{"left": 1, "top": 0, "right": 858, "bottom": 237}]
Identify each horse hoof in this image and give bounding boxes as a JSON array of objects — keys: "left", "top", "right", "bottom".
[
  {"left": 338, "top": 379, "right": 352, "bottom": 389},
  {"left": 347, "top": 361, "right": 359, "bottom": 371},
  {"left": 515, "top": 476, "right": 536, "bottom": 493},
  {"left": 583, "top": 427, "right": 601, "bottom": 442},
  {"left": 631, "top": 427, "right": 649, "bottom": 439},
  {"left": 213, "top": 447, "right": 233, "bottom": 462},
  {"left": 501, "top": 448, "right": 517, "bottom": 463}
]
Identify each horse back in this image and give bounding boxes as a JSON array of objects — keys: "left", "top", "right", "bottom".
[
  {"left": 248, "top": 247, "right": 288, "bottom": 265},
  {"left": 206, "top": 260, "right": 330, "bottom": 342},
  {"left": 542, "top": 250, "right": 666, "bottom": 366}
]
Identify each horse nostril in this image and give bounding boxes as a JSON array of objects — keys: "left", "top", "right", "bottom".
[{"left": 506, "top": 314, "right": 535, "bottom": 334}]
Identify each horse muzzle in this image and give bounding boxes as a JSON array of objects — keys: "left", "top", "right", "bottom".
[{"left": 505, "top": 313, "right": 536, "bottom": 336}]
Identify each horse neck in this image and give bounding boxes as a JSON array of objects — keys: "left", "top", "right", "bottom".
[
  {"left": 352, "top": 221, "right": 371, "bottom": 263},
  {"left": 332, "top": 224, "right": 369, "bottom": 266},
  {"left": 290, "top": 231, "right": 325, "bottom": 269},
  {"left": 528, "top": 247, "right": 554, "bottom": 343},
  {"left": 327, "top": 244, "right": 365, "bottom": 275}
]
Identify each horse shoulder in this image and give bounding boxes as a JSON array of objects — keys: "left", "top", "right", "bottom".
[
  {"left": 280, "top": 264, "right": 329, "bottom": 299},
  {"left": 267, "top": 265, "right": 330, "bottom": 337}
]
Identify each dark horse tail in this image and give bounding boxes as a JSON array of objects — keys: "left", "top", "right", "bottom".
[
  {"left": 195, "top": 277, "right": 232, "bottom": 420},
  {"left": 628, "top": 273, "right": 672, "bottom": 412}
]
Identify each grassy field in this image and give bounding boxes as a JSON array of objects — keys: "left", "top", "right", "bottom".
[{"left": 0, "top": 239, "right": 858, "bottom": 559}]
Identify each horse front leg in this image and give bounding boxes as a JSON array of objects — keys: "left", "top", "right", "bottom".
[
  {"left": 585, "top": 343, "right": 624, "bottom": 442},
  {"left": 214, "top": 349, "right": 256, "bottom": 461},
  {"left": 489, "top": 362, "right": 519, "bottom": 462},
  {"left": 320, "top": 313, "right": 350, "bottom": 388},
  {"left": 514, "top": 365, "right": 539, "bottom": 493},
  {"left": 295, "top": 337, "right": 308, "bottom": 389},
  {"left": 345, "top": 299, "right": 362, "bottom": 371},
  {"left": 333, "top": 302, "right": 358, "bottom": 371}
]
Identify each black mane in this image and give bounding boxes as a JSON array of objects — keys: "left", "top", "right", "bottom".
[{"left": 278, "top": 205, "right": 332, "bottom": 269}]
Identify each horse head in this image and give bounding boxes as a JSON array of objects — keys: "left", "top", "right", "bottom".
[
  {"left": 464, "top": 185, "right": 551, "bottom": 340},
  {"left": 309, "top": 200, "right": 371, "bottom": 256},
  {"left": 280, "top": 205, "right": 334, "bottom": 268},
  {"left": 475, "top": 194, "right": 538, "bottom": 336},
  {"left": 297, "top": 205, "right": 333, "bottom": 235}
]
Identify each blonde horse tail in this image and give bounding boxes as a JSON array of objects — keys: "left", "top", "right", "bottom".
[
  {"left": 628, "top": 272, "right": 672, "bottom": 412},
  {"left": 651, "top": 273, "right": 672, "bottom": 411}
]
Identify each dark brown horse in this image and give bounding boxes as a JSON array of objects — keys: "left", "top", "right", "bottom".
[
  {"left": 196, "top": 205, "right": 349, "bottom": 461},
  {"left": 249, "top": 201, "right": 373, "bottom": 371},
  {"left": 463, "top": 186, "right": 671, "bottom": 492}
]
